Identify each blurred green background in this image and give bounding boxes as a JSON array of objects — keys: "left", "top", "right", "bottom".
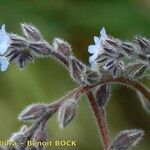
[{"left": 0, "top": 0, "right": 150, "bottom": 149}]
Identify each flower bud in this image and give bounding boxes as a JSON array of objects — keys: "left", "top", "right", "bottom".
[
  {"left": 83, "top": 67, "right": 100, "bottom": 85},
  {"left": 58, "top": 98, "right": 77, "bottom": 128},
  {"left": 31, "top": 125, "right": 47, "bottom": 150},
  {"left": 110, "top": 129, "right": 144, "bottom": 150},
  {"left": 18, "top": 103, "right": 47, "bottom": 121},
  {"left": 9, "top": 125, "right": 30, "bottom": 149},
  {"left": 21, "top": 23, "right": 43, "bottom": 41},
  {"left": 50, "top": 50, "right": 69, "bottom": 68},
  {"left": 29, "top": 41, "right": 52, "bottom": 56},
  {"left": 53, "top": 38, "right": 71, "bottom": 58},
  {"left": 126, "top": 62, "right": 148, "bottom": 79},
  {"left": 135, "top": 36, "right": 149, "bottom": 54},
  {"left": 95, "top": 83, "right": 110, "bottom": 107},
  {"left": 32, "top": 129, "right": 47, "bottom": 143},
  {"left": 121, "top": 42, "right": 134, "bottom": 56},
  {"left": 32, "top": 127, "right": 46, "bottom": 141},
  {"left": 88, "top": 28, "right": 127, "bottom": 76},
  {"left": 69, "top": 56, "right": 85, "bottom": 84},
  {"left": 10, "top": 34, "right": 28, "bottom": 49}
]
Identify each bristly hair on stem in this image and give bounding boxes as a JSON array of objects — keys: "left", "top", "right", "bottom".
[{"left": 0, "top": 24, "right": 149, "bottom": 150}]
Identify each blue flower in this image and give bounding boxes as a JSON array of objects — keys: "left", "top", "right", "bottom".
[
  {"left": 0, "top": 56, "right": 9, "bottom": 71},
  {"left": 0, "top": 25, "right": 11, "bottom": 55},
  {"left": 88, "top": 27, "right": 108, "bottom": 69}
]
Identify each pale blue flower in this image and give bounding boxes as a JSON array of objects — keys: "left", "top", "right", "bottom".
[
  {"left": 0, "top": 24, "right": 11, "bottom": 55},
  {"left": 88, "top": 27, "right": 108, "bottom": 69},
  {"left": 0, "top": 56, "right": 9, "bottom": 71}
]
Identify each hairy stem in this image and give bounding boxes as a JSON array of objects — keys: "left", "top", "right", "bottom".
[
  {"left": 86, "top": 91, "right": 110, "bottom": 150},
  {"left": 70, "top": 76, "right": 150, "bottom": 102},
  {"left": 53, "top": 76, "right": 149, "bottom": 111},
  {"left": 105, "top": 76, "right": 150, "bottom": 101},
  {"left": 20, "top": 76, "right": 148, "bottom": 149}
]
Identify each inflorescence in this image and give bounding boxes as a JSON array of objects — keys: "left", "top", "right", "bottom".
[{"left": 0, "top": 24, "right": 149, "bottom": 150}]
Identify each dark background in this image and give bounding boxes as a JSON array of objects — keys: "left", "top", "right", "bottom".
[{"left": 0, "top": 0, "right": 149, "bottom": 149}]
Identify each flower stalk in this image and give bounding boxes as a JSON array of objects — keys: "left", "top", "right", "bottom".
[{"left": 86, "top": 91, "right": 110, "bottom": 150}]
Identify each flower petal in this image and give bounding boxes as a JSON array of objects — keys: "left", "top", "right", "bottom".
[
  {"left": 88, "top": 45, "right": 97, "bottom": 54},
  {"left": 89, "top": 53, "right": 99, "bottom": 63},
  {"left": 0, "top": 56, "right": 9, "bottom": 71},
  {"left": 94, "top": 36, "right": 100, "bottom": 45},
  {"left": 90, "top": 61, "right": 97, "bottom": 69},
  {"left": 0, "top": 25, "right": 11, "bottom": 55},
  {"left": 100, "top": 27, "right": 107, "bottom": 40},
  {"left": 1, "top": 24, "right": 6, "bottom": 32},
  {"left": 88, "top": 27, "right": 108, "bottom": 70}
]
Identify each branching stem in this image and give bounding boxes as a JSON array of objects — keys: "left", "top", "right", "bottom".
[
  {"left": 66, "top": 76, "right": 150, "bottom": 102},
  {"left": 31, "top": 76, "right": 149, "bottom": 150},
  {"left": 45, "top": 76, "right": 149, "bottom": 149}
]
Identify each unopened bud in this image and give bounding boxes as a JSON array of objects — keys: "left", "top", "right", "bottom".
[
  {"left": 58, "top": 98, "right": 77, "bottom": 128},
  {"left": 83, "top": 67, "right": 100, "bottom": 85},
  {"left": 18, "top": 103, "right": 47, "bottom": 121},
  {"left": 29, "top": 41, "right": 52, "bottom": 56},
  {"left": 32, "top": 125, "right": 47, "bottom": 149},
  {"left": 53, "top": 38, "right": 71, "bottom": 57},
  {"left": 50, "top": 50, "right": 69, "bottom": 68},
  {"left": 110, "top": 129, "right": 144, "bottom": 150},
  {"left": 69, "top": 57, "right": 85, "bottom": 84},
  {"left": 10, "top": 34, "right": 28, "bottom": 49},
  {"left": 122, "top": 42, "right": 134, "bottom": 56},
  {"left": 95, "top": 83, "right": 110, "bottom": 107},
  {"left": 126, "top": 62, "right": 148, "bottom": 79},
  {"left": 135, "top": 37, "right": 148, "bottom": 50},
  {"left": 32, "top": 128, "right": 47, "bottom": 143},
  {"left": 9, "top": 125, "right": 30, "bottom": 148},
  {"left": 21, "top": 23, "right": 43, "bottom": 41}
]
